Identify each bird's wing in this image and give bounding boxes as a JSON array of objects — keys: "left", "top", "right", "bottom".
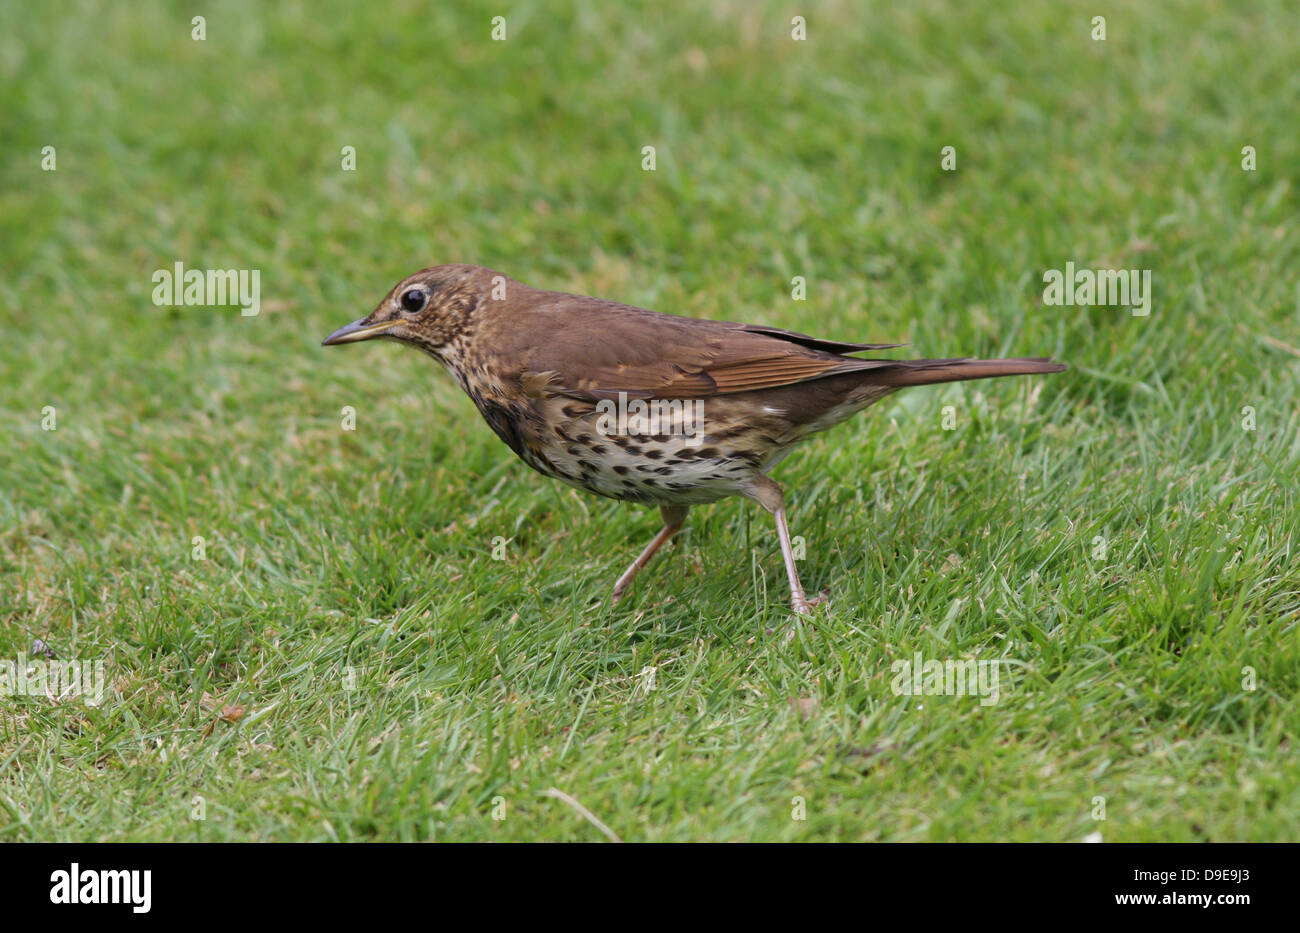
[
  {"left": 511, "top": 295, "right": 897, "bottom": 401},
  {"left": 731, "top": 323, "right": 903, "bottom": 355}
]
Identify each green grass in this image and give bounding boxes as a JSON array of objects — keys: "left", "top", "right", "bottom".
[{"left": 2, "top": 0, "right": 1298, "bottom": 841}]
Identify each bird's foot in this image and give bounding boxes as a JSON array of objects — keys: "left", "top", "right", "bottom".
[{"left": 791, "top": 590, "right": 830, "bottom": 615}]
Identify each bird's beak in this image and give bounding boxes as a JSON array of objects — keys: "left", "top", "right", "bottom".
[{"left": 321, "top": 317, "right": 397, "bottom": 346}]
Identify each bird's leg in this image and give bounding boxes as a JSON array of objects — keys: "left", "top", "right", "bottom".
[
  {"left": 610, "top": 505, "right": 689, "bottom": 603},
  {"left": 742, "top": 476, "right": 827, "bottom": 615}
]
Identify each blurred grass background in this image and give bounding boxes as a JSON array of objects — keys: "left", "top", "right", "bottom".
[{"left": 0, "top": 0, "right": 1297, "bottom": 840}]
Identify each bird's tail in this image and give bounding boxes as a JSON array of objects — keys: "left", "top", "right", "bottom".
[{"left": 866, "top": 357, "right": 1067, "bottom": 388}]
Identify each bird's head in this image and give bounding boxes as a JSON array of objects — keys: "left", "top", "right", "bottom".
[{"left": 322, "top": 264, "right": 497, "bottom": 356}]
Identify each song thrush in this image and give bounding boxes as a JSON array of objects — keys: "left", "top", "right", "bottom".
[{"left": 324, "top": 264, "right": 1065, "bottom": 614}]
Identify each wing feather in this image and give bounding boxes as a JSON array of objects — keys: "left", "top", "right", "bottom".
[{"left": 499, "top": 290, "right": 897, "bottom": 401}]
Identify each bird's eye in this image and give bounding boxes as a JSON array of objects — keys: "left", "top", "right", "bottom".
[{"left": 400, "top": 288, "right": 428, "bottom": 313}]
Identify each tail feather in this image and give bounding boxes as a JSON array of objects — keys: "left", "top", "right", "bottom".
[{"left": 867, "top": 357, "right": 1067, "bottom": 388}]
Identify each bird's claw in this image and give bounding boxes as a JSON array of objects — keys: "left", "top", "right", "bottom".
[{"left": 791, "top": 590, "right": 830, "bottom": 615}]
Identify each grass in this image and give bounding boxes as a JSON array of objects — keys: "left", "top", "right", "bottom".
[{"left": 1, "top": 0, "right": 1297, "bottom": 841}]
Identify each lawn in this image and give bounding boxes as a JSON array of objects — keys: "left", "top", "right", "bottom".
[{"left": 1, "top": 0, "right": 1297, "bottom": 841}]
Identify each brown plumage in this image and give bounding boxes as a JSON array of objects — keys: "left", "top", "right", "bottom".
[{"left": 324, "top": 264, "right": 1066, "bottom": 615}]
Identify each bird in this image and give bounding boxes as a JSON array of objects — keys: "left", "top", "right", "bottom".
[{"left": 324, "top": 264, "right": 1066, "bottom": 615}]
